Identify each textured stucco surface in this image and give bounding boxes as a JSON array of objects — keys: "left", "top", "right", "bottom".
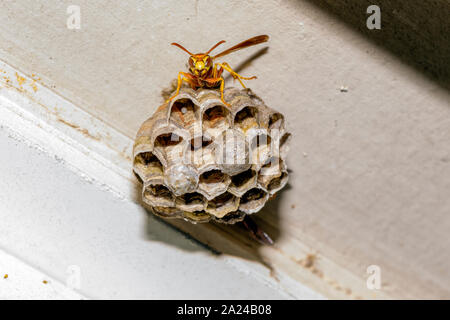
[{"left": 0, "top": 0, "right": 449, "bottom": 298}]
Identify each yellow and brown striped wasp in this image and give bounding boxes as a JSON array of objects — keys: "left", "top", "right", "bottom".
[{"left": 167, "top": 35, "right": 269, "bottom": 107}]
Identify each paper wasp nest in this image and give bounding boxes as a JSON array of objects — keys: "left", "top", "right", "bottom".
[{"left": 133, "top": 87, "right": 290, "bottom": 224}]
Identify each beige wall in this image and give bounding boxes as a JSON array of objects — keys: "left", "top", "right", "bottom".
[{"left": 1, "top": 0, "right": 449, "bottom": 298}]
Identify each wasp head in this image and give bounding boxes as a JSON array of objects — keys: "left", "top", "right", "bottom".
[
  {"left": 188, "top": 54, "right": 212, "bottom": 78},
  {"left": 172, "top": 40, "right": 225, "bottom": 79}
]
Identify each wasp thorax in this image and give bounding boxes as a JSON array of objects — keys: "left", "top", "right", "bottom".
[{"left": 133, "top": 86, "right": 290, "bottom": 224}]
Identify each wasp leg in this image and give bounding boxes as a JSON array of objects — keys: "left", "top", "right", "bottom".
[
  {"left": 213, "top": 63, "right": 224, "bottom": 79},
  {"left": 217, "top": 62, "right": 257, "bottom": 89},
  {"left": 218, "top": 77, "right": 229, "bottom": 107},
  {"left": 204, "top": 76, "right": 230, "bottom": 108},
  {"left": 165, "top": 72, "right": 196, "bottom": 104}
]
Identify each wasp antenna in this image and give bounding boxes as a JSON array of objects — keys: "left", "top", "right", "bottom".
[
  {"left": 206, "top": 40, "right": 226, "bottom": 55},
  {"left": 171, "top": 42, "right": 194, "bottom": 55}
]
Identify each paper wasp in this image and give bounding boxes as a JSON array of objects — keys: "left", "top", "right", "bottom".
[{"left": 167, "top": 35, "right": 269, "bottom": 107}]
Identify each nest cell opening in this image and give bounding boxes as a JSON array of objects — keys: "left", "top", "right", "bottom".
[
  {"left": 183, "top": 210, "right": 211, "bottom": 223},
  {"left": 191, "top": 210, "right": 208, "bottom": 216},
  {"left": 231, "top": 169, "right": 256, "bottom": 189},
  {"left": 268, "top": 172, "right": 288, "bottom": 192},
  {"left": 200, "top": 169, "right": 227, "bottom": 184},
  {"left": 154, "top": 133, "right": 185, "bottom": 160},
  {"left": 203, "top": 105, "right": 230, "bottom": 130},
  {"left": 187, "top": 136, "right": 214, "bottom": 168},
  {"left": 199, "top": 169, "right": 230, "bottom": 198},
  {"left": 134, "top": 152, "right": 164, "bottom": 177},
  {"left": 190, "top": 136, "right": 213, "bottom": 151},
  {"left": 207, "top": 192, "right": 235, "bottom": 210},
  {"left": 239, "top": 187, "right": 268, "bottom": 214},
  {"left": 215, "top": 211, "right": 245, "bottom": 224},
  {"left": 241, "top": 188, "right": 267, "bottom": 205},
  {"left": 177, "top": 192, "right": 206, "bottom": 213},
  {"left": 234, "top": 106, "right": 258, "bottom": 131},
  {"left": 135, "top": 152, "right": 162, "bottom": 166},
  {"left": 155, "top": 133, "right": 183, "bottom": 148},
  {"left": 144, "top": 184, "right": 173, "bottom": 202},
  {"left": 179, "top": 192, "right": 205, "bottom": 206},
  {"left": 257, "top": 157, "right": 284, "bottom": 190},
  {"left": 170, "top": 99, "right": 197, "bottom": 127}
]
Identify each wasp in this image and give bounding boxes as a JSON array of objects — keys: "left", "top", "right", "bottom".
[{"left": 167, "top": 35, "right": 269, "bottom": 107}]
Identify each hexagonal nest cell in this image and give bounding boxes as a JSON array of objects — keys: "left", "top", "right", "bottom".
[
  {"left": 169, "top": 98, "right": 198, "bottom": 128},
  {"left": 133, "top": 87, "right": 290, "bottom": 224}
]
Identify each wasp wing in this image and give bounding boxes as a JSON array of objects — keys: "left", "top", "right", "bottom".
[{"left": 212, "top": 35, "right": 269, "bottom": 59}]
